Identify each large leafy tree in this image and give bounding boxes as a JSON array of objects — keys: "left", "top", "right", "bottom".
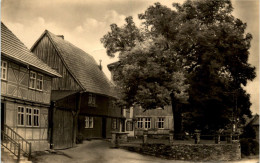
[{"left": 101, "top": 0, "right": 255, "bottom": 135}]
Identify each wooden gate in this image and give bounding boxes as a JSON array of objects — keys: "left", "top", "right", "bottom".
[{"left": 52, "top": 108, "right": 73, "bottom": 149}]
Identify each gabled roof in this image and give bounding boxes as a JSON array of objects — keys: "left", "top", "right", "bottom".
[
  {"left": 1, "top": 22, "right": 61, "bottom": 77},
  {"left": 31, "top": 30, "right": 116, "bottom": 98}
]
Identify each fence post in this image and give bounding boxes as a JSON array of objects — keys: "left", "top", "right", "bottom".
[
  {"left": 17, "top": 144, "right": 20, "bottom": 163},
  {"left": 28, "top": 142, "right": 32, "bottom": 160},
  {"left": 194, "top": 130, "right": 200, "bottom": 144},
  {"left": 215, "top": 134, "right": 220, "bottom": 144},
  {"left": 143, "top": 130, "right": 148, "bottom": 144},
  {"left": 169, "top": 130, "right": 174, "bottom": 144}
]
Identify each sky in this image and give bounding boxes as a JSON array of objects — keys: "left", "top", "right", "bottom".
[{"left": 1, "top": 0, "right": 259, "bottom": 114}]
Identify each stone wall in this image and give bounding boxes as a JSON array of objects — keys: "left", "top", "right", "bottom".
[{"left": 123, "top": 143, "right": 241, "bottom": 161}]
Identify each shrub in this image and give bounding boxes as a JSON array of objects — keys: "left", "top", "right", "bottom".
[
  {"left": 240, "top": 138, "right": 259, "bottom": 156},
  {"left": 76, "top": 133, "right": 85, "bottom": 144}
]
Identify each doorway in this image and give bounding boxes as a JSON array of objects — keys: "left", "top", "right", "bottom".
[
  {"left": 102, "top": 117, "right": 106, "bottom": 138},
  {"left": 1, "top": 103, "right": 5, "bottom": 132}
]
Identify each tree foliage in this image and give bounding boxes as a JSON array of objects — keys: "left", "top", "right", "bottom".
[{"left": 101, "top": 0, "right": 256, "bottom": 132}]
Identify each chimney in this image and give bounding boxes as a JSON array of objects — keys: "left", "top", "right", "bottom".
[
  {"left": 57, "top": 35, "right": 64, "bottom": 39},
  {"left": 99, "top": 60, "right": 102, "bottom": 71}
]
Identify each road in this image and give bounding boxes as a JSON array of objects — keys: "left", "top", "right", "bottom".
[{"left": 32, "top": 140, "right": 259, "bottom": 163}]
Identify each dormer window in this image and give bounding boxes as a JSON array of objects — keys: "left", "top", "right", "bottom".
[
  {"left": 29, "top": 71, "right": 36, "bottom": 89},
  {"left": 1, "top": 60, "right": 7, "bottom": 80}
]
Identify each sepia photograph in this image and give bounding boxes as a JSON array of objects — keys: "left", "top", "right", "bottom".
[{"left": 1, "top": 0, "right": 259, "bottom": 162}]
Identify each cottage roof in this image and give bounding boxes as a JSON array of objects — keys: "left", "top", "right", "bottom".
[
  {"left": 1, "top": 22, "right": 61, "bottom": 77},
  {"left": 31, "top": 30, "right": 116, "bottom": 98}
]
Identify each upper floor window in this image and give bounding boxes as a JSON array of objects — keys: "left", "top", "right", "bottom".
[
  {"left": 29, "top": 71, "right": 36, "bottom": 89},
  {"left": 17, "top": 107, "right": 25, "bottom": 126},
  {"left": 1, "top": 61, "right": 7, "bottom": 80},
  {"left": 156, "top": 117, "right": 164, "bottom": 129},
  {"left": 88, "top": 93, "right": 96, "bottom": 106},
  {"left": 36, "top": 74, "right": 43, "bottom": 91},
  {"left": 85, "top": 116, "right": 94, "bottom": 128}
]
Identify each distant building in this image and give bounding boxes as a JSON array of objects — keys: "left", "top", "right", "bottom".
[
  {"left": 108, "top": 62, "right": 174, "bottom": 137},
  {"left": 245, "top": 114, "right": 259, "bottom": 141},
  {"left": 31, "top": 30, "right": 124, "bottom": 149},
  {"left": 1, "top": 22, "right": 61, "bottom": 153}
]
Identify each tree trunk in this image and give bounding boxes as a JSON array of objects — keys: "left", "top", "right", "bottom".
[{"left": 171, "top": 94, "right": 183, "bottom": 139}]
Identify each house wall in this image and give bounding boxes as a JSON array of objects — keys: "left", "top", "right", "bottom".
[
  {"left": 3, "top": 100, "right": 49, "bottom": 151},
  {"left": 1, "top": 58, "right": 53, "bottom": 151},
  {"left": 133, "top": 105, "right": 174, "bottom": 136},
  {"left": 31, "top": 35, "right": 82, "bottom": 91},
  {"left": 1, "top": 58, "right": 52, "bottom": 104}
]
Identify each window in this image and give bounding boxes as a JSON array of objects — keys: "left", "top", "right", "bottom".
[
  {"left": 156, "top": 118, "right": 164, "bottom": 129},
  {"left": 17, "top": 107, "right": 25, "bottom": 126},
  {"left": 137, "top": 118, "right": 143, "bottom": 129},
  {"left": 26, "top": 108, "right": 32, "bottom": 126},
  {"left": 85, "top": 116, "right": 94, "bottom": 128},
  {"left": 126, "top": 121, "right": 133, "bottom": 131},
  {"left": 88, "top": 93, "right": 96, "bottom": 106},
  {"left": 29, "top": 71, "right": 36, "bottom": 89},
  {"left": 112, "top": 118, "right": 117, "bottom": 129},
  {"left": 1, "top": 61, "right": 7, "bottom": 80},
  {"left": 33, "top": 109, "right": 40, "bottom": 127},
  {"left": 36, "top": 74, "right": 43, "bottom": 90},
  {"left": 144, "top": 118, "right": 151, "bottom": 129}
]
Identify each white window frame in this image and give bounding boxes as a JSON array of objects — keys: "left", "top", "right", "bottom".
[
  {"left": 26, "top": 108, "right": 32, "bottom": 126},
  {"left": 17, "top": 106, "right": 25, "bottom": 126},
  {"left": 156, "top": 117, "right": 165, "bottom": 129},
  {"left": 85, "top": 116, "right": 94, "bottom": 128},
  {"left": 88, "top": 93, "right": 96, "bottom": 106},
  {"left": 137, "top": 118, "right": 143, "bottom": 129},
  {"left": 1, "top": 61, "right": 7, "bottom": 80},
  {"left": 29, "top": 71, "right": 36, "bottom": 89},
  {"left": 36, "top": 74, "right": 43, "bottom": 91},
  {"left": 33, "top": 109, "right": 40, "bottom": 127},
  {"left": 144, "top": 118, "right": 151, "bottom": 129}
]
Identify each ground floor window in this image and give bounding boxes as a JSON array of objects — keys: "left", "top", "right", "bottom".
[
  {"left": 112, "top": 118, "right": 117, "bottom": 129},
  {"left": 33, "top": 109, "right": 40, "bottom": 127},
  {"left": 156, "top": 117, "right": 164, "bottom": 129},
  {"left": 144, "top": 118, "right": 151, "bottom": 129},
  {"left": 26, "top": 108, "right": 32, "bottom": 126},
  {"left": 17, "top": 107, "right": 25, "bottom": 126},
  {"left": 137, "top": 118, "right": 143, "bottom": 129},
  {"left": 18, "top": 107, "right": 39, "bottom": 127},
  {"left": 126, "top": 121, "right": 133, "bottom": 131},
  {"left": 85, "top": 116, "right": 94, "bottom": 128}
]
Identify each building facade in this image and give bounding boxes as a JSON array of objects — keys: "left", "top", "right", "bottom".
[
  {"left": 1, "top": 22, "right": 61, "bottom": 151},
  {"left": 108, "top": 62, "right": 174, "bottom": 137},
  {"left": 31, "top": 30, "right": 124, "bottom": 149}
]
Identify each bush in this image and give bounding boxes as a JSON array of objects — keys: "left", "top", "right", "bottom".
[
  {"left": 240, "top": 138, "right": 259, "bottom": 156},
  {"left": 76, "top": 133, "right": 85, "bottom": 144}
]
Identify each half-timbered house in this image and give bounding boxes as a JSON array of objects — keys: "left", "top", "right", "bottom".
[
  {"left": 31, "top": 30, "right": 124, "bottom": 149},
  {"left": 1, "top": 22, "right": 61, "bottom": 154}
]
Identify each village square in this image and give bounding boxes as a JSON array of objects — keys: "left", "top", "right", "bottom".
[{"left": 1, "top": 0, "right": 259, "bottom": 162}]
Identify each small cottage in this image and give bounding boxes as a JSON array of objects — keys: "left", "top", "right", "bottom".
[{"left": 31, "top": 30, "right": 124, "bottom": 149}]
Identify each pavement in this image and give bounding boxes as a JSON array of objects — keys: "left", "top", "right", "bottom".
[{"left": 31, "top": 140, "right": 259, "bottom": 163}]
